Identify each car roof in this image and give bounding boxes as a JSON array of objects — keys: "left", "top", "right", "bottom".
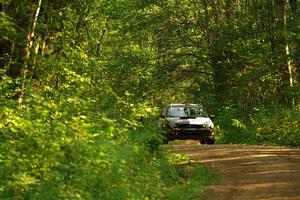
[{"left": 168, "top": 103, "right": 200, "bottom": 107}]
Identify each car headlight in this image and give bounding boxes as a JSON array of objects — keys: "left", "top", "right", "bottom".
[
  {"left": 162, "top": 123, "right": 168, "bottom": 128},
  {"left": 169, "top": 122, "right": 176, "bottom": 128},
  {"left": 203, "top": 121, "right": 211, "bottom": 128}
]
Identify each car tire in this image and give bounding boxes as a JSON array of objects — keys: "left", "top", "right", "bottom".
[
  {"left": 207, "top": 138, "right": 215, "bottom": 145},
  {"left": 200, "top": 140, "right": 206, "bottom": 144}
]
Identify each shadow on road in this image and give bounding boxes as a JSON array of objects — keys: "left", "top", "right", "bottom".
[{"left": 171, "top": 144, "right": 300, "bottom": 200}]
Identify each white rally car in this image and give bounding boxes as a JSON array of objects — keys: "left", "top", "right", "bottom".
[{"left": 161, "top": 104, "right": 215, "bottom": 144}]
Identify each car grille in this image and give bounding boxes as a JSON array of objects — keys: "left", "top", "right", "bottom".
[{"left": 175, "top": 124, "right": 204, "bottom": 129}]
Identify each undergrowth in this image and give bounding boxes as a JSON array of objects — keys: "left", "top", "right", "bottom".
[
  {"left": 0, "top": 96, "right": 212, "bottom": 199},
  {"left": 215, "top": 104, "right": 300, "bottom": 147}
]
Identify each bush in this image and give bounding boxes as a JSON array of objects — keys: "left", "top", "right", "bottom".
[
  {"left": 216, "top": 105, "right": 300, "bottom": 146},
  {"left": 0, "top": 95, "right": 211, "bottom": 199},
  {"left": 253, "top": 107, "right": 300, "bottom": 146}
]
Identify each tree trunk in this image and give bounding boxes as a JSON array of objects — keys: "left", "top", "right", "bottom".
[
  {"left": 8, "top": 41, "right": 15, "bottom": 67},
  {"left": 289, "top": 0, "right": 299, "bottom": 86},
  {"left": 268, "top": 0, "right": 276, "bottom": 52},
  {"left": 283, "top": 0, "right": 295, "bottom": 105},
  {"left": 97, "top": 19, "right": 109, "bottom": 56},
  {"left": 18, "top": 0, "right": 42, "bottom": 109}
]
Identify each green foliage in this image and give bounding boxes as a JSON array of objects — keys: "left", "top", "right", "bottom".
[
  {"left": 162, "top": 152, "right": 215, "bottom": 200},
  {"left": 0, "top": 94, "right": 185, "bottom": 199},
  {"left": 0, "top": 11, "right": 15, "bottom": 35},
  {"left": 215, "top": 106, "right": 253, "bottom": 144},
  {"left": 1, "top": 0, "right": 300, "bottom": 198},
  {"left": 216, "top": 105, "right": 300, "bottom": 146},
  {"left": 168, "top": 166, "right": 210, "bottom": 200},
  {"left": 253, "top": 107, "right": 300, "bottom": 146}
]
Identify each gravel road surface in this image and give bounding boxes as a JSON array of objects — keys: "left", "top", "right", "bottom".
[{"left": 171, "top": 143, "right": 300, "bottom": 200}]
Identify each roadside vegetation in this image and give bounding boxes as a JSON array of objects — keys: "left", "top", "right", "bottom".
[
  {"left": 216, "top": 106, "right": 300, "bottom": 146},
  {"left": 0, "top": 0, "right": 299, "bottom": 199},
  {"left": 0, "top": 97, "right": 211, "bottom": 199}
]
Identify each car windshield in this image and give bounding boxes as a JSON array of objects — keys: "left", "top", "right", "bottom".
[{"left": 166, "top": 105, "right": 208, "bottom": 117}]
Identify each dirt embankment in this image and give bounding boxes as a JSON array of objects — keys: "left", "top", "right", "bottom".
[{"left": 171, "top": 143, "right": 300, "bottom": 200}]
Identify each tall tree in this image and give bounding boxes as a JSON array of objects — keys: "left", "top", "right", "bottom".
[{"left": 18, "top": 0, "right": 42, "bottom": 108}]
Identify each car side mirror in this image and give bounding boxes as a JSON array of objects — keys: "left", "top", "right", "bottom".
[{"left": 209, "top": 114, "right": 215, "bottom": 119}]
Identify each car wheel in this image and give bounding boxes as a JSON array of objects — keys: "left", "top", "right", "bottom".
[
  {"left": 200, "top": 139, "right": 206, "bottom": 144},
  {"left": 207, "top": 138, "right": 215, "bottom": 145}
]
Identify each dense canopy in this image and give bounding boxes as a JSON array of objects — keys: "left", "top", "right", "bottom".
[{"left": 0, "top": 0, "right": 299, "bottom": 199}]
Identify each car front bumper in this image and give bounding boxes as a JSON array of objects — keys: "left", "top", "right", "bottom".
[{"left": 165, "top": 127, "right": 214, "bottom": 140}]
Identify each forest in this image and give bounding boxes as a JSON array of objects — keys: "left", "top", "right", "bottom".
[{"left": 0, "top": 0, "right": 299, "bottom": 199}]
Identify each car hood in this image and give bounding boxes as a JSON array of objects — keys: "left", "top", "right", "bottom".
[{"left": 166, "top": 117, "right": 214, "bottom": 128}]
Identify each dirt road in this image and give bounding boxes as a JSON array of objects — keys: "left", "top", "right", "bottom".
[{"left": 171, "top": 143, "right": 300, "bottom": 200}]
